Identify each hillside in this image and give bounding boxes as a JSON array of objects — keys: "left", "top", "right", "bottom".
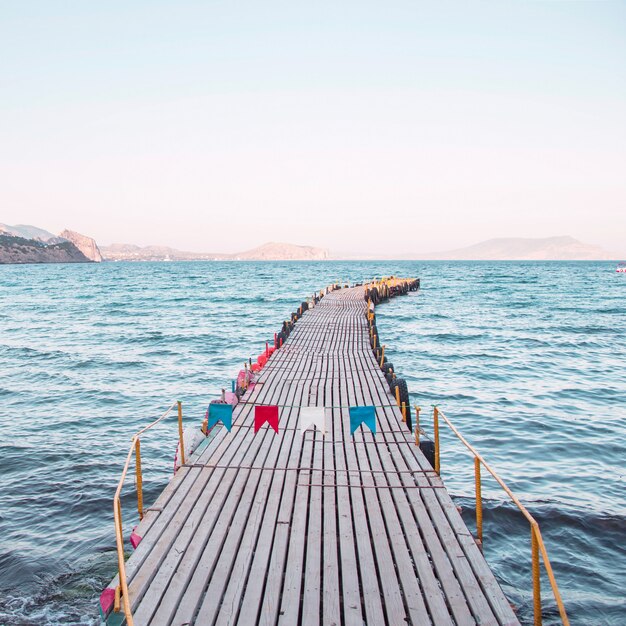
[
  {"left": 409, "top": 236, "right": 614, "bottom": 260},
  {"left": 0, "top": 233, "right": 91, "bottom": 264},
  {"left": 100, "top": 241, "right": 329, "bottom": 261},
  {"left": 99, "top": 244, "right": 224, "bottom": 261},
  {"left": 234, "top": 242, "right": 328, "bottom": 261},
  {"left": 0, "top": 224, "right": 102, "bottom": 264},
  {"left": 0, "top": 223, "right": 60, "bottom": 242}
]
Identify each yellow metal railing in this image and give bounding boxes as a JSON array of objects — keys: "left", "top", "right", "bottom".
[
  {"left": 112, "top": 400, "right": 185, "bottom": 625},
  {"left": 425, "top": 406, "right": 569, "bottom": 626}
]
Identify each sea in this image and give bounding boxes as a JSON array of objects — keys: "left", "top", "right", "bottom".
[{"left": 0, "top": 261, "right": 624, "bottom": 625}]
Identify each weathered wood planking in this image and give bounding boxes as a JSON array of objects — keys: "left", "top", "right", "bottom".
[{"left": 109, "top": 286, "right": 519, "bottom": 626}]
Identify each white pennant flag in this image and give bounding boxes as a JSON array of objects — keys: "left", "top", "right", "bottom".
[{"left": 300, "top": 407, "right": 326, "bottom": 435}]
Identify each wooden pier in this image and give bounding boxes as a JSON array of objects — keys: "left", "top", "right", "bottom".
[{"left": 104, "top": 284, "right": 519, "bottom": 626}]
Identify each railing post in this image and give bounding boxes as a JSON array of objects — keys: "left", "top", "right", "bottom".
[
  {"left": 395, "top": 385, "right": 401, "bottom": 408},
  {"left": 177, "top": 401, "right": 185, "bottom": 466},
  {"left": 379, "top": 345, "right": 385, "bottom": 367},
  {"left": 433, "top": 406, "right": 440, "bottom": 475},
  {"left": 116, "top": 499, "right": 123, "bottom": 549},
  {"left": 532, "top": 524, "right": 542, "bottom": 626},
  {"left": 474, "top": 457, "right": 482, "bottom": 546},
  {"left": 414, "top": 406, "right": 421, "bottom": 445},
  {"left": 401, "top": 401, "right": 407, "bottom": 423},
  {"left": 135, "top": 438, "right": 143, "bottom": 520}
]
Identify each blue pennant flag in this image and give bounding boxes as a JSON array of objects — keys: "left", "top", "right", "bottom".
[
  {"left": 349, "top": 406, "right": 376, "bottom": 436},
  {"left": 208, "top": 403, "right": 233, "bottom": 431}
]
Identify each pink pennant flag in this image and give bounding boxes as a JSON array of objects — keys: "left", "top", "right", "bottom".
[
  {"left": 130, "top": 529, "right": 142, "bottom": 549},
  {"left": 255, "top": 405, "right": 279, "bottom": 433}
]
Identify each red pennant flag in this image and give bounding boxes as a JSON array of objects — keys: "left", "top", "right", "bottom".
[{"left": 255, "top": 405, "right": 279, "bottom": 433}]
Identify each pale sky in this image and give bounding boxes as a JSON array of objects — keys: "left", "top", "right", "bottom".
[{"left": 1, "top": 1, "right": 625, "bottom": 255}]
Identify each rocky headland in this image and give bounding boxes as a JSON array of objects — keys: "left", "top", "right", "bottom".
[
  {"left": 0, "top": 224, "right": 102, "bottom": 264},
  {"left": 59, "top": 229, "right": 103, "bottom": 262}
]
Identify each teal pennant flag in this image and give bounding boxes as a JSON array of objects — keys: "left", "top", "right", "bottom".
[
  {"left": 349, "top": 406, "right": 376, "bottom": 435},
  {"left": 208, "top": 403, "right": 233, "bottom": 431}
]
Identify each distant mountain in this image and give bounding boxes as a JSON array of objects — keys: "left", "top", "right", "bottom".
[
  {"left": 100, "top": 243, "right": 224, "bottom": 261},
  {"left": 407, "top": 236, "right": 615, "bottom": 260},
  {"left": 4, "top": 223, "right": 611, "bottom": 263},
  {"left": 100, "top": 241, "right": 329, "bottom": 261},
  {"left": 0, "top": 224, "right": 101, "bottom": 264},
  {"left": 235, "top": 242, "right": 328, "bottom": 261},
  {"left": 0, "top": 223, "right": 60, "bottom": 243}
]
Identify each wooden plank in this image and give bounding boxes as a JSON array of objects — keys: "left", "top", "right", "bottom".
[
  {"left": 142, "top": 349, "right": 307, "bottom": 624},
  {"left": 353, "top": 328, "right": 488, "bottom": 624},
  {"left": 321, "top": 406, "right": 341, "bottom": 625},
  {"left": 169, "top": 350, "right": 309, "bottom": 624},
  {"left": 351, "top": 350, "right": 454, "bottom": 626},
  {"left": 275, "top": 315, "right": 337, "bottom": 624},
  {"left": 329, "top": 354, "right": 364, "bottom": 626},
  {"left": 336, "top": 353, "right": 388, "bottom": 626},
  {"left": 214, "top": 349, "right": 318, "bottom": 625},
  {"left": 364, "top": 356, "right": 517, "bottom": 624},
  {"left": 340, "top": 350, "right": 408, "bottom": 625},
  {"left": 239, "top": 336, "right": 318, "bottom": 624},
  {"left": 301, "top": 422, "right": 323, "bottom": 626},
  {"left": 354, "top": 322, "right": 517, "bottom": 625}
]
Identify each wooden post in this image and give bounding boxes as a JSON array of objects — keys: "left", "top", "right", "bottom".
[
  {"left": 474, "top": 457, "right": 483, "bottom": 546},
  {"left": 532, "top": 525, "right": 542, "bottom": 626},
  {"left": 433, "top": 406, "right": 440, "bottom": 475},
  {"left": 177, "top": 401, "right": 185, "bottom": 466},
  {"left": 135, "top": 438, "right": 143, "bottom": 520},
  {"left": 414, "top": 406, "right": 421, "bottom": 445}
]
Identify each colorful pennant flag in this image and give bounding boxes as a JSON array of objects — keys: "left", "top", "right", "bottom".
[
  {"left": 255, "top": 405, "right": 279, "bottom": 433},
  {"left": 208, "top": 403, "right": 233, "bottom": 431},
  {"left": 300, "top": 407, "right": 325, "bottom": 435},
  {"left": 349, "top": 406, "right": 376, "bottom": 436}
]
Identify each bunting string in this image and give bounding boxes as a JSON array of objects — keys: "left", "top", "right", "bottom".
[
  {"left": 235, "top": 401, "right": 403, "bottom": 410},
  {"left": 226, "top": 423, "right": 414, "bottom": 435},
  {"left": 297, "top": 483, "right": 446, "bottom": 490},
  {"left": 181, "top": 463, "right": 437, "bottom": 474}
]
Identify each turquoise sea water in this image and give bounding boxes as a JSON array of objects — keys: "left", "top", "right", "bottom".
[{"left": 0, "top": 261, "right": 624, "bottom": 625}]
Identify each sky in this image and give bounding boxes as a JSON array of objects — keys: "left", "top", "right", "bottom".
[{"left": 1, "top": 1, "right": 625, "bottom": 255}]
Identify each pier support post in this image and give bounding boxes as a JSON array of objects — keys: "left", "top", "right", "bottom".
[
  {"left": 532, "top": 524, "right": 542, "bottom": 626},
  {"left": 414, "top": 406, "right": 420, "bottom": 445},
  {"left": 177, "top": 401, "right": 185, "bottom": 466},
  {"left": 474, "top": 457, "right": 482, "bottom": 546},
  {"left": 135, "top": 439, "right": 143, "bottom": 520},
  {"left": 433, "top": 407, "right": 440, "bottom": 475}
]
